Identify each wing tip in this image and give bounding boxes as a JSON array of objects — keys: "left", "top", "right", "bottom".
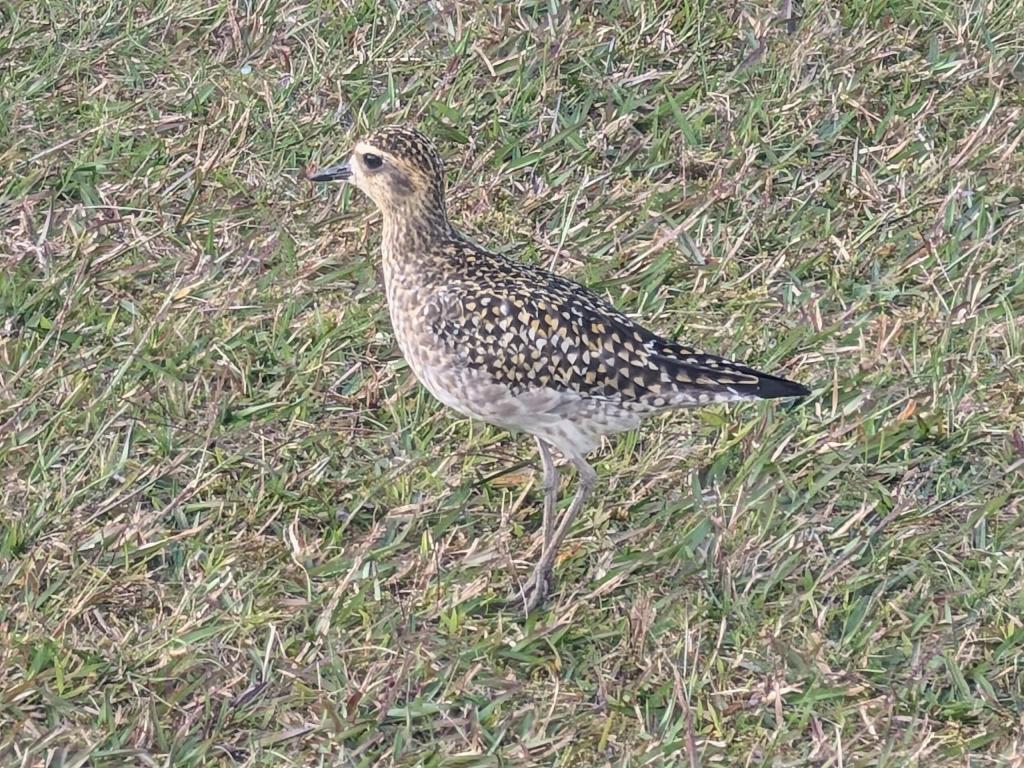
[{"left": 753, "top": 374, "right": 811, "bottom": 400}]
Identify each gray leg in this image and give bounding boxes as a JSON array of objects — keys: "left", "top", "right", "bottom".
[
  {"left": 535, "top": 436, "right": 558, "bottom": 548},
  {"left": 516, "top": 455, "right": 598, "bottom": 613}
]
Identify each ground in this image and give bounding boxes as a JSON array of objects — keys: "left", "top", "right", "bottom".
[{"left": 2, "top": 0, "right": 1024, "bottom": 765}]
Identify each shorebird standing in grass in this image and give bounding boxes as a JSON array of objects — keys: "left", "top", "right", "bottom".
[{"left": 309, "top": 126, "right": 809, "bottom": 612}]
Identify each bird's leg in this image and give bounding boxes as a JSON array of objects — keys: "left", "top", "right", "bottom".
[
  {"left": 535, "top": 436, "right": 558, "bottom": 549},
  {"left": 516, "top": 456, "right": 598, "bottom": 613}
]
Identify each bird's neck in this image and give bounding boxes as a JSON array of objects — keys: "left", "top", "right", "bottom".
[{"left": 380, "top": 203, "right": 457, "bottom": 274}]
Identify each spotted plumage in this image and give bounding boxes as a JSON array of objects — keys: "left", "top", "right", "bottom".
[{"left": 310, "top": 125, "right": 809, "bottom": 612}]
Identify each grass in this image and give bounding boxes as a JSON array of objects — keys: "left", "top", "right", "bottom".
[{"left": 2, "top": 0, "right": 1024, "bottom": 765}]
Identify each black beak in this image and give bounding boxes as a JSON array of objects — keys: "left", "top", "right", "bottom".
[{"left": 307, "top": 161, "right": 352, "bottom": 182}]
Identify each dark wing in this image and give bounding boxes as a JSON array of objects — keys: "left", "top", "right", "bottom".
[{"left": 424, "top": 256, "right": 807, "bottom": 405}]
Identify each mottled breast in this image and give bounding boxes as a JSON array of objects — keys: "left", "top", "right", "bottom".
[{"left": 383, "top": 257, "right": 517, "bottom": 426}]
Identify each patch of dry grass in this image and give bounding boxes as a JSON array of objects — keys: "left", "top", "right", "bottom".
[{"left": 2, "top": 0, "right": 1024, "bottom": 765}]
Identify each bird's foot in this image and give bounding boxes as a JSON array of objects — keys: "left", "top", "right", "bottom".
[{"left": 507, "top": 564, "right": 555, "bottom": 614}]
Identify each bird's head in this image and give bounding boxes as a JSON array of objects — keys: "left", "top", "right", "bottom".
[{"left": 308, "top": 125, "right": 447, "bottom": 221}]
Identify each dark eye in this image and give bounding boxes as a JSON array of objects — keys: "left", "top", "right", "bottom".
[{"left": 362, "top": 153, "right": 383, "bottom": 170}]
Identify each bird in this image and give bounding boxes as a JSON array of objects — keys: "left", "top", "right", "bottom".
[{"left": 308, "top": 125, "right": 809, "bottom": 612}]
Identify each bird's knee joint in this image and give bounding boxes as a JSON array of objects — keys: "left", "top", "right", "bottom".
[{"left": 577, "top": 464, "right": 598, "bottom": 491}]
